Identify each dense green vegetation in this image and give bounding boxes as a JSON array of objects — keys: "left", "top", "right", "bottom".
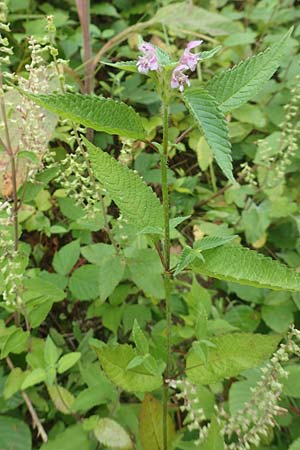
[{"left": 0, "top": 1, "right": 300, "bottom": 449}]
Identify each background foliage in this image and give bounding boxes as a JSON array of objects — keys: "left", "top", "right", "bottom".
[{"left": 0, "top": 0, "right": 300, "bottom": 449}]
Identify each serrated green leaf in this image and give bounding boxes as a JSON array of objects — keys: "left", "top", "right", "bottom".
[
  {"left": 95, "top": 344, "right": 162, "bottom": 392},
  {"left": 206, "top": 28, "right": 292, "bottom": 112},
  {"left": 186, "top": 333, "right": 280, "bottom": 384},
  {"left": 194, "top": 235, "right": 238, "bottom": 251},
  {"left": 193, "top": 245, "right": 300, "bottom": 291},
  {"left": 183, "top": 88, "right": 234, "bottom": 182},
  {"left": 100, "top": 60, "right": 139, "bottom": 73},
  {"left": 85, "top": 138, "right": 164, "bottom": 232},
  {"left": 174, "top": 246, "right": 199, "bottom": 276},
  {"left": 139, "top": 393, "right": 176, "bottom": 450},
  {"left": 24, "top": 93, "right": 145, "bottom": 139}
]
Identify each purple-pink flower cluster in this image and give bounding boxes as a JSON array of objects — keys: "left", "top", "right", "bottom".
[
  {"left": 136, "top": 40, "right": 203, "bottom": 92},
  {"left": 171, "top": 40, "right": 203, "bottom": 92},
  {"left": 137, "top": 42, "right": 160, "bottom": 74}
]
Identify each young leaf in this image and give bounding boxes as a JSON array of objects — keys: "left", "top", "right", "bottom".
[
  {"left": 174, "top": 246, "right": 202, "bottom": 276},
  {"left": 94, "top": 344, "right": 162, "bottom": 392},
  {"left": 23, "top": 93, "right": 146, "bottom": 139},
  {"left": 21, "top": 368, "right": 46, "bottom": 390},
  {"left": 206, "top": 28, "right": 292, "bottom": 112},
  {"left": 132, "top": 319, "right": 149, "bottom": 354},
  {"left": 194, "top": 234, "right": 238, "bottom": 251},
  {"left": 57, "top": 352, "right": 81, "bottom": 374},
  {"left": 199, "top": 417, "right": 225, "bottom": 450},
  {"left": 193, "top": 245, "right": 300, "bottom": 291},
  {"left": 183, "top": 88, "right": 234, "bottom": 182},
  {"left": 85, "top": 138, "right": 164, "bottom": 232},
  {"left": 139, "top": 394, "right": 176, "bottom": 450},
  {"left": 94, "top": 418, "right": 133, "bottom": 450},
  {"left": 186, "top": 332, "right": 280, "bottom": 384}
]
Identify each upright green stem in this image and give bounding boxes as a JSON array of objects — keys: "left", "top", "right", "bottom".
[{"left": 161, "top": 99, "right": 171, "bottom": 450}]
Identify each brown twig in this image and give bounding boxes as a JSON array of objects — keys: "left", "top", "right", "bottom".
[{"left": 6, "top": 357, "right": 48, "bottom": 443}]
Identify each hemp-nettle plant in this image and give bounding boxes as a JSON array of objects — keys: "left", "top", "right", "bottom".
[{"left": 0, "top": 6, "right": 299, "bottom": 449}]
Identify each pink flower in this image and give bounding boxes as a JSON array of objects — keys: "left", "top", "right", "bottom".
[
  {"left": 171, "top": 64, "right": 190, "bottom": 92},
  {"left": 179, "top": 40, "right": 203, "bottom": 71},
  {"left": 137, "top": 42, "right": 160, "bottom": 74}
]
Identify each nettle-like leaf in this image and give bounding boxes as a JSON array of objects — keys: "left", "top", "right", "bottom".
[
  {"left": 193, "top": 245, "right": 300, "bottom": 291},
  {"left": 183, "top": 88, "right": 234, "bottom": 182},
  {"left": 95, "top": 344, "right": 162, "bottom": 392},
  {"left": 23, "top": 92, "right": 145, "bottom": 139},
  {"left": 85, "top": 138, "right": 164, "bottom": 232},
  {"left": 206, "top": 28, "right": 292, "bottom": 112},
  {"left": 186, "top": 333, "right": 280, "bottom": 384}
]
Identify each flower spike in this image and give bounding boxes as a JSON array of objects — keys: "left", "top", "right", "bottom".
[
  {"left": 137, "top": 42, "right": 160, "bottom": 74},
  {"left": 180, "top": 40, "right": 203, "bottom": 71}
]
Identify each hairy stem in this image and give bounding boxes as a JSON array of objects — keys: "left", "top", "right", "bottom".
[{"left": 161, "top": 100, "right": 171, "bottom": 450}]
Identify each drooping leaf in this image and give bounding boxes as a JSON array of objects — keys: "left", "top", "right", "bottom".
[
  {"left": 153, "top": 2, "right": 236, "bottom": 36},
  {"left": 199, "top": 417, "right": 225, "bottom": 450},
  {"left": 206, "top": 29, "right": 292, "bottom": 112},
  {"left": 139, "top": 393, "right": 176, "bottom": 450},
  {"left": 94, "top": 418, "right": 133, "bottom": 449},
  {"left": 183, "top": 88, "right": 234, "bottom": 182},
  {"left": 193, "top": 245, "right": 300, "bottom": 291},
  {"left": 0, "top": 417, "right": 31, "bottom": 450},
  {"left": 85, "top": 138, "right": 164, "bottom": 232},
  {"left": 23, "top": 93, "right": 145, "bottom": 139},
  {"left": 94, "top": 344, "right": 162, "bottom": 392},
  {"left": 48, "top": 385, "right": 75, "bottom": 414},
  {"left": 186, "top": 332, "right": 280, "bottom": 384}
]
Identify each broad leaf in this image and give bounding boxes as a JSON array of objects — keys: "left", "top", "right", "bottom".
[
  {"left": 206, "top": 29, "right": 292, "bottom": 112},
  {"left": 95, "top": 344, "right": 162, "bottom": 392},
  {"left": 40, "top": 425, "right": 89, "bottom": 450},
  {"left": 57, "top": 352, "right": 81, "bottom": 374},
  {"left": 24, "top": 93, "right": 145, "bottom": 139},
  {"left": 48, "top": 385, "right": 75, "bottom": 414},
  {"left": 53, "top": 240, "right": 80, "bottom": 276},
  {"left": 85, "top": 138, "right": 164, "bottom": 232},
  {"left": 94, "top": 418, "right": 133, "bottom": 449},
  {"left": 193, "top": 245, "right": 300, "bottom": 291},
  {"left": 0, "top": 417, "right": 31, "bottom": 450},
  {"left": 153, "top": 2, "right": 236, "bottom": 36},
  {"left": 200, "top": 417, "right": 224, "bottom": 450},
  {"left": 186, "top": 332, "right": 280, "bottom": 384},
  {"left": 139, "top": 394, "right": 176, "bottom": 450},
  {"left": 183, "top": 88, "right": 234, "bottom": 182}
]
